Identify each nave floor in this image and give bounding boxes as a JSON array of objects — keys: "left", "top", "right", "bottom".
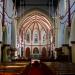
[{"left": 0, "top": 61, "right": 75, "bottom": 75}]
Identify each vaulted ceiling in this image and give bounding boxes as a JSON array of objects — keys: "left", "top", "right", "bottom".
[
  {"left": 13, "top": 0, "right": 59, "bottom": 10},
  {"left": 19, "top": 11, "right": 52, "bottom": 33}
]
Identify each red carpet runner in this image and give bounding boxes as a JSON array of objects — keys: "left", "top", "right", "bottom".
[
  {"left": 28, "top": 66, "right": 44, "bottom": 75},
  {"left": 21, "top": 61, "right": 56, "bottom": 75}
]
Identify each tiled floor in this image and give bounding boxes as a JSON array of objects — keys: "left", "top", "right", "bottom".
[
  {"left": 0, "top": 62, "right": 29, "bottom": 75},
  {"left": 45, "top": 62, "right": 75, "bottom": 75},
  {"left": 0, "top": 62, "right": 75, "bottom": 75}
]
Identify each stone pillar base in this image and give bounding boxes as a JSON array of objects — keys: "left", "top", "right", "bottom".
[
  {"left": 71, "top": 41, "right": 75, "bottom": 63},
  {"left": 55, "top": 47, "right": 62, "bottom": 61},
  {"left": 55, "top": 47, "right": 62, "bottom": 56},
  {"left": 1, "top": 44, "right": 10, "bottom": 62},
  {"left": 62, "top": 44, "right": 71, "bottom": 62},
  {"left": 62, "top": 44, "right": 69, "bottom": 55},
  {"left": 0, "top": 41, "right": 2, "bottom": 62},
  {"left": 10, "top": 47, "right": 17, "bottom": 60}
]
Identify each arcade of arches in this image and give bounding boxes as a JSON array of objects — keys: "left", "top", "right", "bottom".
[
  {"left": 0, "top": 0, "right": 75, "bottom": 74},
  {"left": 18, "top": 11, "right": 55, "bottom": 60},
  {"left": 0, "top": 8, "right": 75, "bottom": 63}
]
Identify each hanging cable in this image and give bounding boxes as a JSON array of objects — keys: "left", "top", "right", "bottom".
[
  {"left": 14, "top": 0, "right": 16, "bottom": 16},
  {"left": 2, "top": 0, "right": 5, "bottom": 27},
  {"left": 23, "top": 0, "right": 24, "bottom": 16},
  {"left": 52, "top": 0, "right": 54, "bottom": 18},
  {"left": 49, "top": 0, "right": 50, "bottom": 18},
  {"left": 19, "top": 0, "right": 21, "bottom": 16},
  {"left": 68, "top": 0, "right": 71, "bottom": 27},
  {"left": 52, "top": 0, "right": 55, "bottom": 28}
]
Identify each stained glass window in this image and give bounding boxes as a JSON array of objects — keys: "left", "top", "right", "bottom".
[
  {"left": 49, "top": 33, "right": 51, "bottom": 42},
  {"left": 34, "top": 33, "right": 38, "bottom": 43},
  {"left": 43, "top": 34, "right": 46, "bottom": 43},
  {"left": 26, "top": 32, "right": 30, "bottom": 42}
]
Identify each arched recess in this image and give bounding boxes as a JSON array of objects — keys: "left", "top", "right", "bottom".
[
  {"left": 33, "top": 47, "right": 39, "bottom": 54},
  {"left": 25, "top": 47, "right": 30, "bottom": 59},
  {"left": 25, "top": 30, "right": 30, "bottom": 43},
  {"left": 33, "top": 47, "right": 39, "bottom": 59},
  {"left": 41, "top": 47, "right": 47, "bottom": 59}
]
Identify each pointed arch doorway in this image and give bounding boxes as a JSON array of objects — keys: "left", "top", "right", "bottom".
[
  {"left": 25, "top": 47, "right": 30, "bottom": 59},
  {"left": 41, "top": 47, "right": 47, "bottom": 59}
]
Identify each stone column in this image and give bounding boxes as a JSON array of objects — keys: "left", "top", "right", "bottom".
[
  {"left": 14, "top": 18, "right": 17, "bottom": 48},
  {"left": 70, "top": 14, "right": 75, "bottom": 63},
  {"left": 64, "top": 27, "right": 69, "bottom": 44},
  {"left": 14, "top": 18, "right": 18, "bottom": 58},
  {"left": 54, "top": 17, "right": 62, "bottom": 60},
  {"left": 0, "top": 16, "right": 2, "bottom": 62},
  {"left": 2, "top": 44, "right": 10, "bottom": 62},
  {"left": 0, "top": 42, "right": 2, "bottom": 62},
  {"left": 62, "top": 26, "right": 70, "bottom": 60},
  {"left": 55, "top": 17, "right": 61, "bottom": 48},
  {"left": 62, "top": 44, "right": 70, "bottom": 61},
  {"left": 55, "top": 17, "right": 59, "bottom": 48}
]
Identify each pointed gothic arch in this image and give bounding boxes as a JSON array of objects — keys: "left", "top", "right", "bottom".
[
  {"left": 33, "top": 47, "right": 39, "bottom": 54},
  {"left": 25, "top": 47, "right": 30, "bottom": 59},
  {"left": 41, "top": 47, "right": 47, "bottom": 59},
  {"left": 18, "top": 10, "right": 53, "bottom": 32},
  {"left": 17, "top": 10, "right": 55, "bottom": 59}
]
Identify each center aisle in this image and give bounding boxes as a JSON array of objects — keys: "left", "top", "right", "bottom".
[{"left": 21, "top": 61, "right": 56, "bottom": 75}]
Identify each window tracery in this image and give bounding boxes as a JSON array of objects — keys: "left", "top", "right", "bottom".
[
  {"left": 43, "top": 33, "right": 46, "bottom": 43},
  {"left": 34, "top": 32, "right": 38, "bottom": 43},
  {"left": 26, "top": 31, "right": 30, "bottom": 42}
]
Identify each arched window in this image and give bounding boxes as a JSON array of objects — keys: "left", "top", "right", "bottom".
[
  {"left": 33, "top": 47, "right": 39, "bottom": 54},
  {"left": 26, "top": 31, "right": 30, "bottom": 42},
  {"left": 41, "top": 47, "right": 47, "bottom": 59},
  {"left": 25, "top": 47, "right": 30, "bottom": 59},
  {"left": 43, "top": 33, "right": 46, "bottom": 43},
  {"left": 34, "top": 31, "right": 38, "bottom": 43}
]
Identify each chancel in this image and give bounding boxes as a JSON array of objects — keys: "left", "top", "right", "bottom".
[{"left": 0, "top": 0, "right": 75, "bottom": 75}]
